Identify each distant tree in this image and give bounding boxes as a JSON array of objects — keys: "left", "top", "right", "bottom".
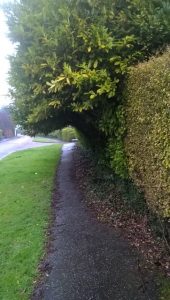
[{"left": 0, "top": 108, "right": 15, "bottom": 137}]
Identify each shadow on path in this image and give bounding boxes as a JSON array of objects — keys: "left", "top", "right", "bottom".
[{"left": 32, "top": 143, "right": 157, "bottom": 300}]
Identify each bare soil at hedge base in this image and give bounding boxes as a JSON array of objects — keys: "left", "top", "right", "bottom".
[{"left": 72, "top": 147, "right": 170, "bottom": 278}]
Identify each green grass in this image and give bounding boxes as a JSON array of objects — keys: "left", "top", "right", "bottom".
[
  {"left": 33, "top": 136, "right": 59, "bottom": 143},
  {"left": 0, "top": 145, "right": 62, "bottom": 300}
]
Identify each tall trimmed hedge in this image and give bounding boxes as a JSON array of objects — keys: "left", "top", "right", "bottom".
[{"left": 124, "top": 49, "right": 170, "bottom": 218}]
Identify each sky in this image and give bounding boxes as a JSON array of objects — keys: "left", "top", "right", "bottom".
[{"left": 0, "top": 0, "right": 15, "bottom": 108}]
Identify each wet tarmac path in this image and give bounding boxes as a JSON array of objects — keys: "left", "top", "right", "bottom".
[{"left": 34, "top": 143, "right": 157, "bottom": 300}]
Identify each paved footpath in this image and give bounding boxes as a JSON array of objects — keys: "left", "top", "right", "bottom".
[{"left": 33, "top": 144, "right": 157, "bottom": 300}]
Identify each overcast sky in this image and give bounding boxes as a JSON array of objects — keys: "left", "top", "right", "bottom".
[{"left": 0, "top": 0, "right": 15, "bottom": 108}]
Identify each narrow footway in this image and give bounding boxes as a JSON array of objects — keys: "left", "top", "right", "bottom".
[{"left": 33, "top": 144, "right": 157, "bottom": 300}]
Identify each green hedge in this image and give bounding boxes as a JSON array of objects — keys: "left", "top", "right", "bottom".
[
  {"left": 124, "top": 49, "right": 170, "bottom": 218},
  {"left": 49, "top": 127, "right": 77, "bottom": 142}
]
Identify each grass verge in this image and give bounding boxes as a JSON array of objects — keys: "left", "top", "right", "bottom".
[
  {"left": 0, "top": 145, "right": 61, "bottom": 300},
  {"left": 33, "top": 136, "right": 59, "bottom": 143}
]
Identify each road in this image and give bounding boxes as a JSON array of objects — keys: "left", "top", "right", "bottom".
[{"left": 0, "top": 136, "right": 58, "bottom": 160}]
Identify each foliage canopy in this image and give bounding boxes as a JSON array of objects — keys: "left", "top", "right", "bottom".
[{"left": 5, "top": 0, "right": 170, "bottom": 148}]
